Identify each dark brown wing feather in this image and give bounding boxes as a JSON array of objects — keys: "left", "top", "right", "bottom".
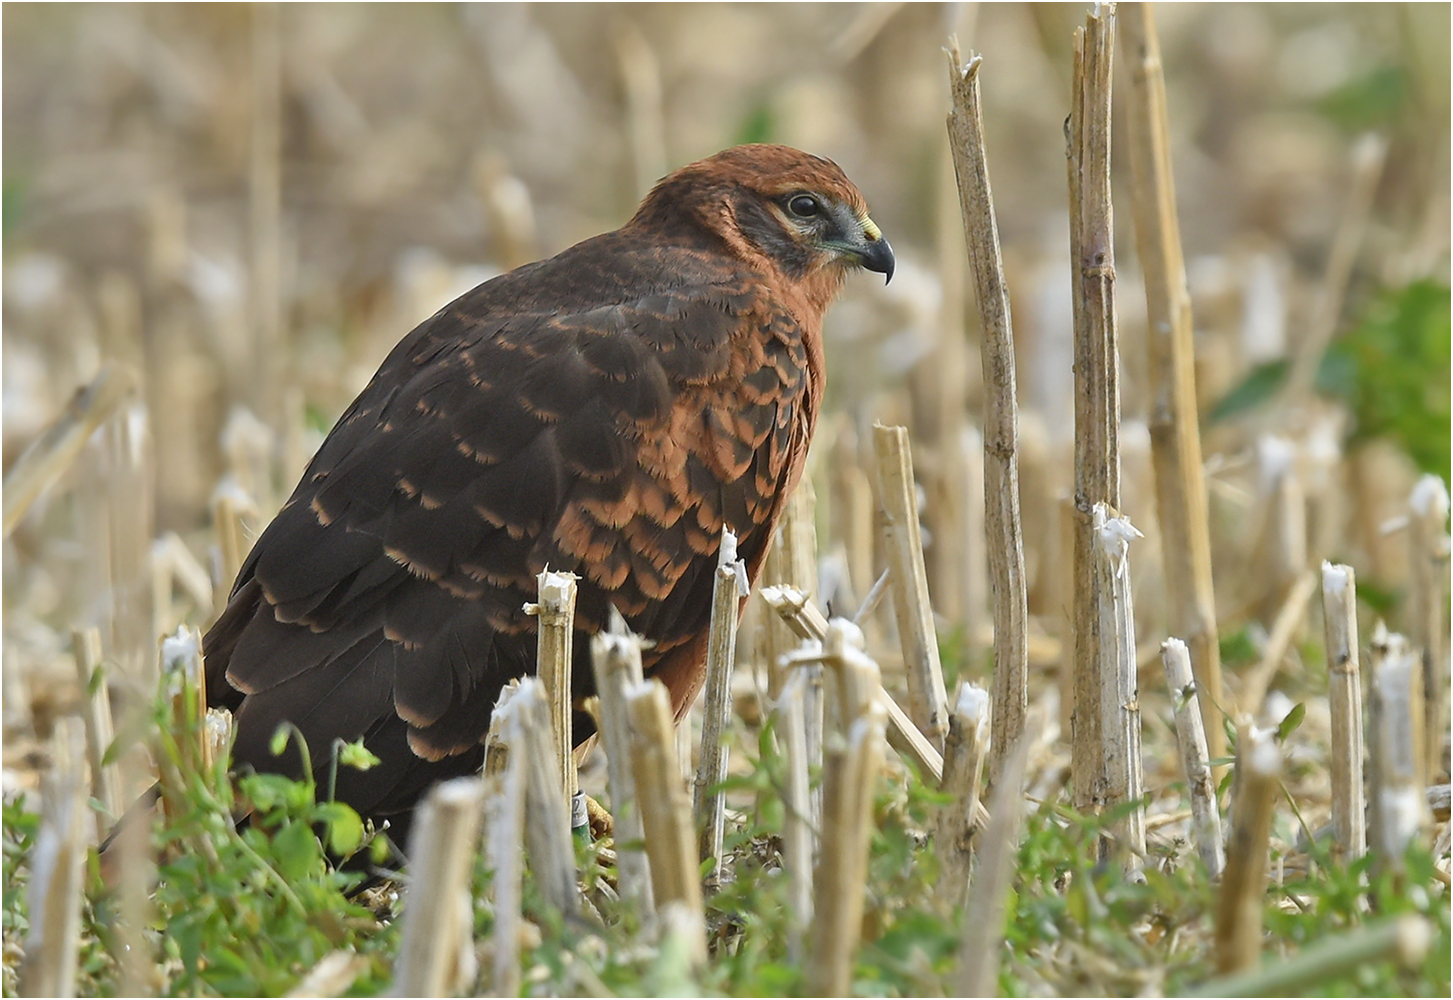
[{"left": 203, "top": 229, "right": 816, "bottom": 829}]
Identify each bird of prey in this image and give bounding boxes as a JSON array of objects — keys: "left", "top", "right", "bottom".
[{"left": 202, "top": 144, "right": 894, "bottom": 849}]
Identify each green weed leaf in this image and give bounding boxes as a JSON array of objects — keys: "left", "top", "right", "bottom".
[
  {"left": 272, "top": 819, "right": 320, "bottom": 882},
  {"left": 317, "top": 801, "right": 365, "bottom": 857},
  {"left": 1275, "top": 702, "right": 1307, "bottom": 742},
  {"left": 336, "top": 738, "right": 380, "bottom": 771}
]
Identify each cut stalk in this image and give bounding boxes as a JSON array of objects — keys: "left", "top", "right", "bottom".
[
  {"left": 872, "top": 423, "right": 950, "bottom": 749},
  {"left": 1407, "top": 475, "right": 1450, "bottom": 780},
  {"left": 392, "top": 778, "right": 484, "bottom": 998},
  {"left": 1321, "top": 562, "right": 1366, "bottom": 865},
  {"left": 1068, "top": 4, "right": 1122, "bottom": 812},
  {"left": 505, "top": 678, "right": 577, "bottom": 916},
  {"left": 485, "top": 729, "right": 526, "bottom": 997},
  {"left": 783, "top": 476, "right": 820, "bottom": 606},
  {"left": 19, "top": 719, "right": 88, "bottom": 1000},
  {"left": 1121, "top": 1, "right": 1226, "bottom": 775},
  {"left": 482, "top": 679, "right": 520, "bottom": 778},
  {"left": 153, "top": 531, "right": 215, "bottom": 623},
  {"left": 944, "top": 42, "right": 1030, "bottom": 779},
  {"left": 803, "top": 658, "right": 826, "bottom": 833},
  {"left": 807, "top": 629, "right": 887, "bottom": 999},
  {"left": 830, "top": 423, "right": 877, "bottom": 618},
  {"left": 1366, "top": 629, "right": 1430, "bottom": 871},
  {"left": 1161, "top": 638, "right": 1225, "bottom": 878},
  {"left": 72, "top": 628, "right": 123, "bottom": 826},
  {"left": 954, "top": 712, "right": 1041, "bottom": 997},
  {"left": 1240, "top": 435, "right": 1307, "bottom": 622},
  {"left": 108, "top": 696, "right": 157, "bottom": 999},
  {"left": 1215, "top": 725, "right": 1282, "bottom": 974},
  {"left": 807, "top": 706, "right": 886, "bottom": 997},
  {"left": 590, "top": 630, "right": 655, "bottom": 920},
  {"left": 693, "top": 529, "right": 747, "bottom": 887},
  {"left": 249, "top": 0, "right": 284, "bottom": 429},
  {"left": 108, "top": 405, "right": 156, "bottom": 688},
  {"left": 775, "top": 669, "right": 815, "bottom": 960},
  {"left": 1058, "top": 494, "right": 1078, "bottom": 740},
  {"left": 760, "top": 476, "right": 819, "bottom": 698},
  {"left": 626, "top": 679, "right": 705, "bottom": 961},
  {"left": 761, "top": 583, "right": 950, "bottom": 786},
  {"left": 822, "top": 620, "right": 880, "bottom": 731},
  {"left": 854, "top": 566, "right": 892, "bottom": 628},
  {"left": 290, "top": 952, "right": 368, "bottom": 999},
  {"left": 1190, "top": 915, "right": 1431, "bottom": 999},
  {"left": 212, "top": 483, "right": 256, "bottom": 616},
  {"left": 527, "top": 570, "right": 579, "bottom": 813},
  {"left": 1091, "top": 503, "right": 1146, "bottom": 868},
  {"left": 935, "top": 681, "right": 990, "bottom": 909},
  {"left": 2, "top": 362, "right": 134, "bottom": 539}
]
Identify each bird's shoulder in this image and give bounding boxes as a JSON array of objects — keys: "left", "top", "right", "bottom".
[{"left": 300, "top": 229, "right": 804, "bottom": 522}]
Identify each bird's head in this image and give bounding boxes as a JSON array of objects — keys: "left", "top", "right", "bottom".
[{"left": 632, "top": 144, "right": 895, "bottom": 310}]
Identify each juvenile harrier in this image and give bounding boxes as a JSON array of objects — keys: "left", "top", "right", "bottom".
[{"left": 203, "top": 144, "right": 894, "bottom": 847}]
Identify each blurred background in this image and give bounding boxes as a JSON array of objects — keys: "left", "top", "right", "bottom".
[{"left": 4, "top": 4, "right": 1449, "bottom": 752}]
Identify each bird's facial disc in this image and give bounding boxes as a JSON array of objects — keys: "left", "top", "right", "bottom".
[{"left": 775, "top": 191, "right": 894, "bottom": 284}]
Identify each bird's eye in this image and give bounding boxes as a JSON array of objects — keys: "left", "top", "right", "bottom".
[{"left": 787, "top": 194, "right": 821, "bottom": 219}]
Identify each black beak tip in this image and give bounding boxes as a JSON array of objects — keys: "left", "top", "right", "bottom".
[{"left": 863, "top": 238, "right": 895, "bottom": 284}]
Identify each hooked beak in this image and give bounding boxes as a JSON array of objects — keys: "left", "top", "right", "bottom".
[
  {"left": 858, "top": 235, "right": 895, "bottom": 283},
  {"left": 855, "top": 214, "right": 895, "bottom": 283}
]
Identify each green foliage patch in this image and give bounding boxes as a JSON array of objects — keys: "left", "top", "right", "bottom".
[
  {"left": 1211, "top": 280, "right": 1451, "bottom": 484},
  {"left": 3, "top": 685, "right": 1449, "bottom": 997}
]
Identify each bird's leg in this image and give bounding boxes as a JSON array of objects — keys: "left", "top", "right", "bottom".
[{"left": 584, "top": 794, "right": 614, "bottom": 839}]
